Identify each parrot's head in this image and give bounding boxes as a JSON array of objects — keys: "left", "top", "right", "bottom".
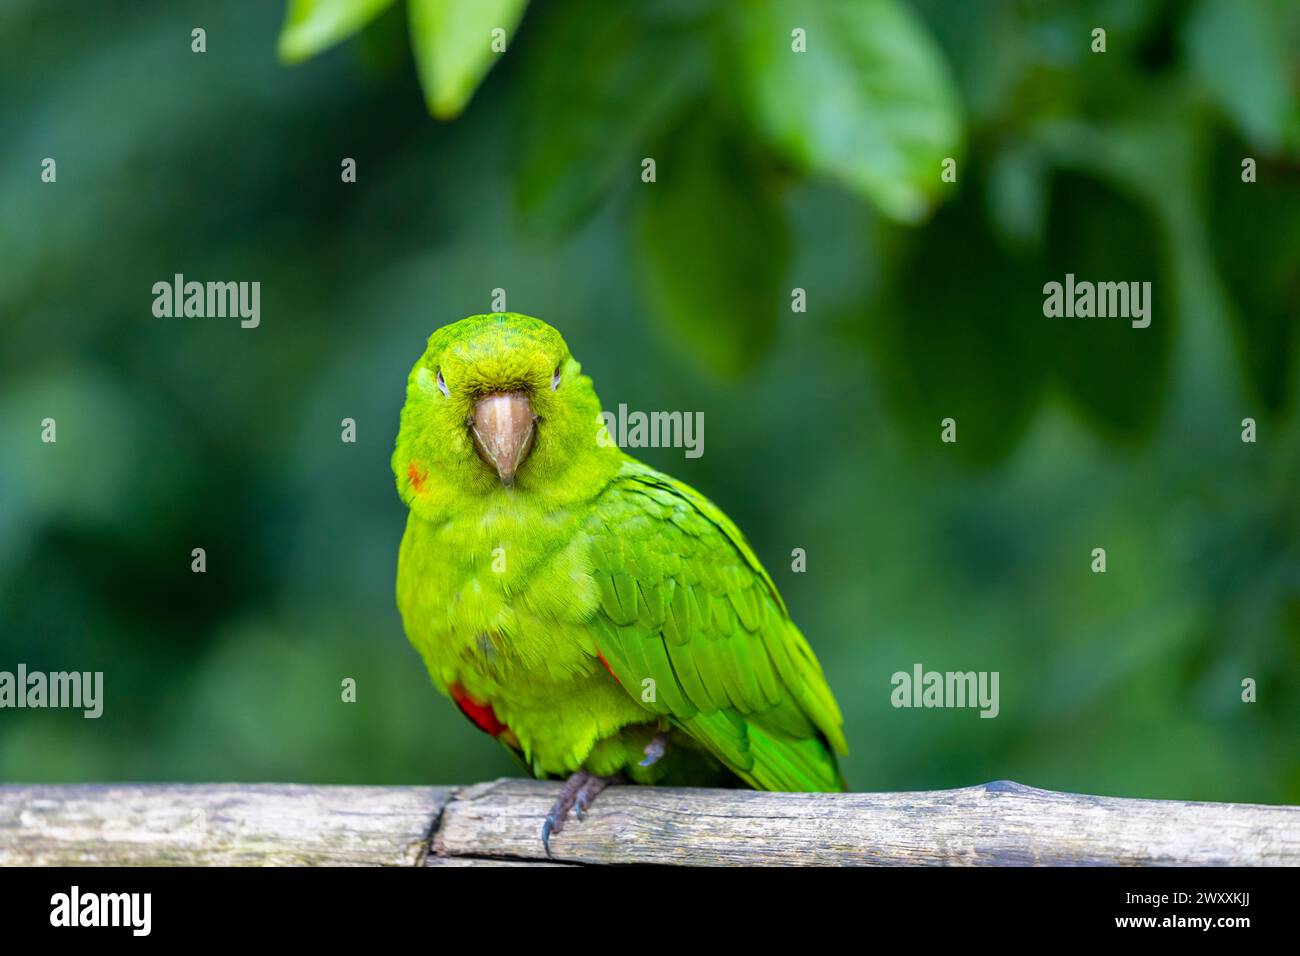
[{"left": 393, "top": 313, "right": 620, "bottom": 513}]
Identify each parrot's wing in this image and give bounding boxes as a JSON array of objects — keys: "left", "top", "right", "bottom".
[{"left": 586, "top": 461, "right": 847, "bottom": 792}]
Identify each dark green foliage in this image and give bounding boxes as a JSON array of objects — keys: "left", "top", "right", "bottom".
[{"left": 1, "top": 0, "right": 1297, "bottom": 803}]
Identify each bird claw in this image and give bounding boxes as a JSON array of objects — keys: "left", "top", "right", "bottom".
[
  {"left": 639, "top": 732, "right": 668, "bottom": 767},
  {"left": 540, "top": 817, "right": 557, "bottom": 858},
  {"left": 539, "top": 770, "right": 616, "bottom": 858}
]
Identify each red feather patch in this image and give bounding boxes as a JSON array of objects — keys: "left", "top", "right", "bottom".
[{"left": 449, "top": 683, "right": 507, "bottom": 737}]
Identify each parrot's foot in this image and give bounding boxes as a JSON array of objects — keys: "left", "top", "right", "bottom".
[
  {"left": 540, "top": 771, "right": 619, "bottom": 858},
  {"left": 638, "top": 733, "right": 668, "bottom": 767}
]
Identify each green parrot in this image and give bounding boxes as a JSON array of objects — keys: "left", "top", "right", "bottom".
[{"left": 393, "top": 313, "right": 847, "bottom": 851}]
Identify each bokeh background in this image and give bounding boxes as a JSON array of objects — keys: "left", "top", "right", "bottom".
[{"left": 2, "top": 0, "right": 1298, "bottom": 803}]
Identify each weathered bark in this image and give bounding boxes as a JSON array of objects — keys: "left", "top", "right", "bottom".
[{"left": 2, "top": 778, "right": 1296, "bottom": 866}]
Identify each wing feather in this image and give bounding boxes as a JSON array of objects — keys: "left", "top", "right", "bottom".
[{"left": 586, "top": 461, "right": 847, "bottom": 792}]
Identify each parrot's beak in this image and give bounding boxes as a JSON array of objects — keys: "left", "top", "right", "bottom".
[{"left": 470, "top": 391, "right": 537, "bottom": 487}]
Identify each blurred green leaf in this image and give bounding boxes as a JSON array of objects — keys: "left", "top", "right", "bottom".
[
  {"left": 0, "top": 367, "right": 138, "bottom": 522},
  {"left": 409, "top": 0, "right": 530, "bottom": 119},
  {"left": 1208, "top": 142, "right": 1300, "bottom": 412},
  {"left": 985, "top": 141, "right": 1050, "bottom": 255},
  {"left": 277, "top": 0, "right": 399, "bottom": 63},
  {"left": 726, "top": 0, "right": 961, "bottom": 223},
  {"left": 515, "top": 0, "right": 705, "bottom": 235},
  {"left": 635, "top": 113, "right": 788, "bottom": 378},
  {"left": 1042, "top": 172, "right": 1170, "bottom": 437},
  {"left": 878, "top": 183, "right": 1047, "bottom": 464},
  {"left": 1184, "top": 0, "right": 1299, "bottom": 155}
]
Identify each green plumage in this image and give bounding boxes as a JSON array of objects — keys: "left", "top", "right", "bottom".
[{"left": 394, "top": 313, "right": 847, "bottom": 792}]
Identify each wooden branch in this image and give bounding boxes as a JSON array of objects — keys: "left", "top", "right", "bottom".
[
  {"left": 0, "top": 784, "right": 450, "bottom": 867},
  {"left": 2, "top": 778, "right": 1297, "bottom": 866}
]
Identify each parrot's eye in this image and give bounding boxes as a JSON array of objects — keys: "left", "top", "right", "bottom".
[
  {"left": 551, "top": 366, "right": 562, "bottom": 390},
  {"left": 435, "top": 368, "right": 450, "bottom": 398}
]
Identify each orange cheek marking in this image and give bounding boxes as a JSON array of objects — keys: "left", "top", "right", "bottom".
[{"left": 407, "top": 461, "right": 426, "bottom": 493}]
